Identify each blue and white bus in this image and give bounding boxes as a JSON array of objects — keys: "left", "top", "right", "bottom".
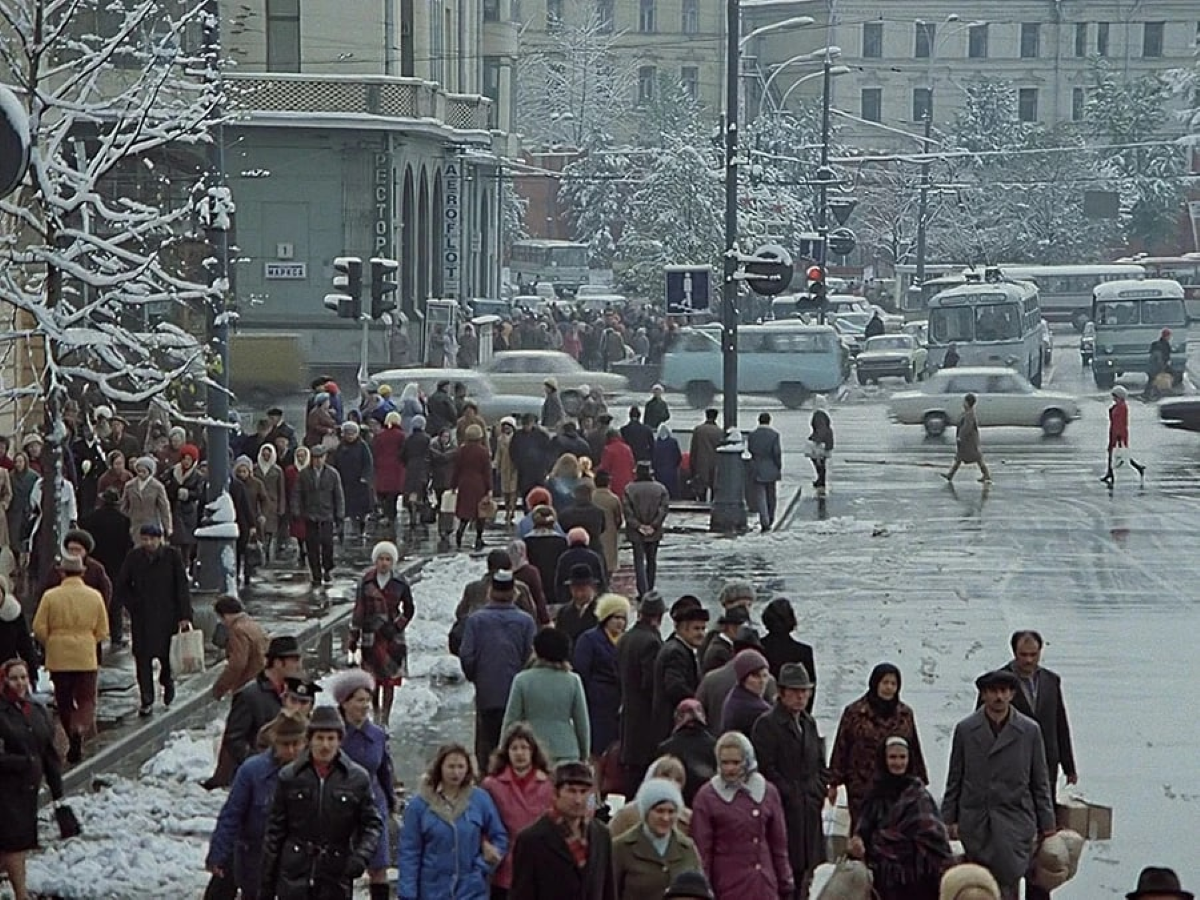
[
  {"left": 927, "top": 279, "right": 1045, "bottom": 385},
  {"left": 508, "top": 239, "right": 590, "bottom": 297},
  {"left": 1090, "top": 278, "right": 1188, "bottom": 389}
]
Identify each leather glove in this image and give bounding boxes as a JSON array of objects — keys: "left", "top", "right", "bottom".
[{"left": 344, "top": 857, "right": 366, "bottom": 879}]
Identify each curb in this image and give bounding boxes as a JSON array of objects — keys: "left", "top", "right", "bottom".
[{"left": 59, "top": 556, "right": 430, "bottom": 797}]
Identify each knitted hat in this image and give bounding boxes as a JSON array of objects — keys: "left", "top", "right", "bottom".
[
  {"left": 341, "top": 421, "right": 360, "bottom": 436},
  {"left": 372, "top": 541, "right": 400, "bottom": 564},
  {"left": 411, "top": 415, "right": 427, "bottom": 430},
  {"left": 180, "top": 444, "right": 201, "bottom": 462},
  {"left": 939, "top": 864, "right": 1001, "bottom": 900},
  {"left": 639, "top": 590, "right": 666, "bottom": 617},
  {"left": 234, "top": 455, "right": 253, "bottom": 470},
  {"left": 330, "top": 668, "right": 376, "bottom": 706},
  {"left": 525, "top": 486, "right": 552, "bottom": 509},
  {"left": 310, "top": 444, "right": 328, "bottom": 457},
  {"left": 306, "top": 705, "right": 345, "bottom": 735},
  {"left": 134, "top": 456, "right": 157, "bottom": 475},
  {"left": 595, "top": 593, "right": 630, "bottom": 625},
  {"left": 534, "top": 627, "right": 571, "bottom": 663},
  {"left": 635, "top": 777, "right": 684, "bottom": 818},
  {"left": 733, "top": 649, "right": 770, "bottom": 683},
  {"left": 664, "top": 871, "right": 715, "bottom": 900},
  {"left": 566, "top": 526, "right": 589, "bottom": 547}
]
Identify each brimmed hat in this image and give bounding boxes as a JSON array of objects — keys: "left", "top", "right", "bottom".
[
  {"left": 306, "top": 705, "right": 345, "bottom": 735},
  {"left": 975, "top": 669, "right": 1021, "bottom": 691},
  {"left": 567, "top": 563, "right": 598, "bottom": 586},
  {"left": 664, "top": 870, "right": 715, "bottom": 900},
  {"left": 310, "top": 444, "right": 329, "bottom": 457},
  {"left": 267, "top": 635, "right": 302, "bottom": 660},
  {"left": 553, "top": 760, "right": 594, "bottom": 788},
  {"left": 139, "top": 522, "right": 164, "bottom": 537},
  {"left": 1127, "top": 867, "right": 1192, "bottom": 900},
  {"left": 717, "top": 606, "right": 750, "bottom": 627},
  {"left": 670, "top": 595, "right": 709, "bottom": 623},
  {"left": 266, "top": 713, "right": 307, "bottom": 742},
  {"left": 59, "top": 554, "right": 85, "bottom": 575},
  {"left": 778, "top": 662, "right": 814, "bottom": 690}
]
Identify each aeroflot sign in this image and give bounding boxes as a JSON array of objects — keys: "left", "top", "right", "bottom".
[{"left": 443, "top": 162, "right": 461, "bottom": 299}]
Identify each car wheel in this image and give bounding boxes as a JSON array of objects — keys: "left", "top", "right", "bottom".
[
  {"left": 1041, "top": 409, "right": 1068, "bottom": 437},
  {"left": 1081, "top": 354, "right": 1091, "bottom": 367},
  {"left": 904, "top": 367, "right": 914, "bottom": 383},
  {"left": 923, "top": 412, "right": 949, "bottom": 437},
  {"left": 685, "top": 381, "right": 716, "bottom": 409},
  {"left": 1094, "top": 371, "right": 1115, "bottom": 389},
  {"left": 856, "top": 372, "right": 867, "bottom": 385},
  {"left": 777, "top": 382, "right": 809, "bottom": 409}
]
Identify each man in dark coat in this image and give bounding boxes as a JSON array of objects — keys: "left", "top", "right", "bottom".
[
  {"left": 114, "top": 523, "right": 192, "bottom": 716},
  {"left": 399, "top": 415, "right": 431, "bottom": 526},
  {"left": 553, "top": 564, "right": 600, "bottom": 643},
  {"left": 620, "top": 406, "right": 655, "bottom": 463},
  {"left": 746, "top": 412, "right": 783, "bottom": 531},
  {"left": 510, "top": 415, "right": 551, "bottom": 496},
  {"left": 510, "top": 761, "right": 616, "bottom": 900},
  {"left": 864, "top": 310, "right": 885, "bottom": 339},
  {"left": 760, "top": 595, "right": 816, "bottom": 711},
  {"left": 650, "top": 596, "right": 709, "bottom": 746},
  {"left": 586, "top": 414, "right": 614, "bottom": 464},
  {"left": 548, "top": 421, "right": 591, "bottom": 462},
  {"left": 205, "top": 635, "right": 304, "bottom": 790},
  {"left": 751, "top": 662, "right": 828, "bottom": 898},
  {"left": 616, "top": 592, "right": 664, "bottom": 797},
  {"left": 688, "top": 408, "right": 723, "bottom": 501},
  {"left": 557, "top": 482, "right": 606, "bottom": 551},
  {"left": 295, "top": 445, "right": 344, "bottom": 586},
  {"left": 944, "top": 669, "right": 1055, "bottom": 899},
  {"left": 330, "top": 422, "right": 374, "bottom": 540},
  {"left": 643, "top": 384, "right": 671, "bottom": 430},
  {"left": 80, "top": 490, "right": 133, "bottom": 645},
  {"left": 425, "top": 379, "right": 459, "bottom": 436},
  {"left": 259, "top": 707, "right": 383, "bottom": 900}
]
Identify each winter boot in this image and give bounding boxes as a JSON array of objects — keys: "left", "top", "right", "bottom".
[{"left": 369, "top": 885, "right": 390, "bottom": 900}]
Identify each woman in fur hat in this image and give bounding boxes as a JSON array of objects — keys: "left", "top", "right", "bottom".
[{"left": 348, "top": 541, "right": 415, "bottom": 727}]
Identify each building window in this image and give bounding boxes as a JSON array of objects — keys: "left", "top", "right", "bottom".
[
  {"left": 912, "top": 87, "right": 932, "bottom": 122},
  {"left": 1018, "top": 87, "right": 1038, "bottom": 122},
  {"left": 861, "top": 87, "right": 882, "bottom": 123},
  {"left": 637, "top": 65, "right": 656, "bottom": 104},
  {"left": 1096, "top": 22, "right": 1109, "bottom": 55},
  {"left": 915, "top": 22, "right": 935, "bottom": 58},
  {"left": 596, "top": 0, "right": 613, "bottom": 32},
  {"left": 1143, "top": 22, "right": 1164, "bottom": 57},
  {"left": 862, "top": 21, "right": 882, "bottom": 58},
  {"left": 1073, "top": 22, "right": 1087, "bottom": 57},
  {"left": 968, "top": 23, "right": 988, "bottom": 58},
  {"left": 484, "top": 0, "right": 500, "bottom": 22},
  {"left": 1071, "top": 87, "right": 1085, "bottom": 121},
  {"left": 638, "top": 0, "right": 655, "bottom": 33},
  {"left": 1020, "top": 23, "right": 1040, "bottom": 58},
  {"left": 681, "top": 0, "right": 698, "bottom": 34},
  {"left": 266, "top": 0, "right": 300, "bottom": 72},
  {"left": 483, "top": 56, "right": 502, "bottom": 127},
  {"left": 546, "top": 0, "right": 562, "bottom": 28},
  {"left": 681, "top": 66, "right": 699, "bottom": 100}
]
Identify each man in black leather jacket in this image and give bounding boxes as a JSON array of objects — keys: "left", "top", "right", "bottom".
[{"left": 259, "top": 707, "right": 383, "bottom": 900}]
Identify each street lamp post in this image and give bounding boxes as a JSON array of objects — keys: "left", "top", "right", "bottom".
[{"left": 815, "top": 53, "right": 834, "bottom": 323}]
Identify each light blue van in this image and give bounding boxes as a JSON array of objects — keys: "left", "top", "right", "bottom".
[{"left": 661, "top": 323, "right": 849, "bottom": 408}]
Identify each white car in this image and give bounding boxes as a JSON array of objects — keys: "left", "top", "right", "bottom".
[
  {"left": 888, "top": 367, "right": 1081, "bottom": 437},
  {"left": 370, "top": 368, "right": 542, "bottom": 422},
  {"left": 855, "top": 334, "right": 928, "bottom": 384},
  {"left": 481, "top": 350, "right": 628, "bottom": 400}
]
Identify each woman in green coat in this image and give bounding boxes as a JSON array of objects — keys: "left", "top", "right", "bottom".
[
  {"left": 613, "top": 778, "right": 701, "bottom": 900},
  {"left": 501, "top": 627, "right": 590, "bottom": 765}
]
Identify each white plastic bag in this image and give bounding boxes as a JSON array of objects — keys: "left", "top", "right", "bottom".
[
  {"left": 1111, "top": 446, "right": 1129, "bottom": 469},
  {"left": 170, "top": 625, "right": 205, "bottom": 675},
  {"left": 440, "top": 489, "right": 458, "bottom": 514}
]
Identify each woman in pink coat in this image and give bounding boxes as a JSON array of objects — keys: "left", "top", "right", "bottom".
[
  {"left": 451, "top": 424, "right": 494, "bottom": 552},
  {"left": 691, "top": 730, "right": 794, "bottom": 900},
  {"left": 372, "top": 411, "right": 407, "bottom": 526},
  {"left": 480, "top": 722, "right": 557, "bottom": 899}
]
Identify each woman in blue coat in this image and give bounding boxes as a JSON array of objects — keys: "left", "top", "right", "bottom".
[
  {"left": 572, "top": 592, "right": 630, "bottom": 766},
  {"left": 333, "top": 669, "right": 397, "bottom": 900},
  {"left": 205, "top": 715, "right": 306, "bottom": 900},
  {"left": 398, "top": 742, "right": 508, "bottom": 900},
  {"left": 652, "top": 423, "right": 683, "bottom": 499}
]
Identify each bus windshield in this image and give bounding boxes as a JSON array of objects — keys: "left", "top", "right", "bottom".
[
  {"left": 930, "top": 303, "right": 1022, "bottom": 343},
  {"left": 551, "top": 246, "right": 588, "bottom": 268},
  {"left": 1096, "top": 298, "right": 1185, "bottom": 326}
]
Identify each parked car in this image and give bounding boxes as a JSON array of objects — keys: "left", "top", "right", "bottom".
[
  {"left": 369, "top": 368, "right": 542, "bottom": 423},
  {"left": 888, "top": 366, "right": 1081, "bottom": 437},
  {"left": 831, "top": 311, "right": 870, "bottom": 356},
  {"left": 855, "top": 334, "right": 928, "bottom": 384},
  {"left": 481, "top": 350, "right": 628, "bottom": 401},
  {"left": 1158, "top": 396, "right": 1200, "bottom": 432},
  {"left": 825, "top": 296, "right": 870, "bottom": 318},
  {"left": 902, "top": 320, "right": 929, "bottom": 346},
  {"left": 1079, "top": 321, "right": 1095, "bottom": 366}
]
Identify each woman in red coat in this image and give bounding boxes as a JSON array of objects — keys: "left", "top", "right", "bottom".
[
  {"left": 452, "top": 424, "right": 493, "bottom": 552},
  {"left": 372, "top": 411, "right": 407, "bottom": 526},
  {"left": 1102, "top": 384, "right": 1145, "bottom": 485},
  {"left": 599, "top": 430, "right": 635, "bottom": 498},
  {"left": 284, "top": 445, "right": 309, "bottom": 567}
]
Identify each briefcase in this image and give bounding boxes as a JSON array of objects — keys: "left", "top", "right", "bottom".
[{"left": 1056, "top": 796, "right": 1113, "bottom": 840}]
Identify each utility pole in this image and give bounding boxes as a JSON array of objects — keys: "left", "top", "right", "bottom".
[
  {"left": 914, "top": 111, "right": 932, "bottom": 291},
  {"left": 815, "top": 55, "right": 833, "bottom": 325}
]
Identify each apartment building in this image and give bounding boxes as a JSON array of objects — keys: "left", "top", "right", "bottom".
[{"left": 761, "top": 1, "right": 1198, "bottom": 150}]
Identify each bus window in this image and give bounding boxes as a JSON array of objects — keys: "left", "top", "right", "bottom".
[
  {"left": 930, "top": 307, "right": 973, "bottom": 343},
  {"left": 975, "top": 304, "right": 1020, "bottom": 342},
  {"left": 674, "top": 331, "right": 717, "bottom": 352},
  {"left": 1096, "top": 301, "right": 1136, "bottom": 326},
  {"left": 1140, "top": 298, "right": 1186, "bottom": 325}
]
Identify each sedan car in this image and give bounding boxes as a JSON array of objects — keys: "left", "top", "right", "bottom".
[
  {"left": 831, "top": 312, "right": 870, "bottom": 355},
  {"left": 888, "top": 366, "right": 1081, "bottom": 437},
  {"left": 1158, "top": 397, "right": 1200, "bottom": 432},
  {"left": 481, "top": 350, "right": 629, "bottom": 399},
  {"left": 855, "top": 334, "right": 928, "bottom": 384},
  {"left": 370, "top": 368, "right": 542, "bottom": 423}
]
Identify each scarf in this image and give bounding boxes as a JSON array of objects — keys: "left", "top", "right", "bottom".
[
  {"left": 257, "top": 447, "right": 276, "bottom": 476},
  {"left": 643, "top": 825, "right": 671, "bottom": 857},
  {"left": 708, "top": 770, "right": 767, "bottom": 804},
  {"left": 865, "top": 662, "right": 902, "bottom": 718},
  {"left": 860, "top": 778, "right": 952, "bottom": 889}
]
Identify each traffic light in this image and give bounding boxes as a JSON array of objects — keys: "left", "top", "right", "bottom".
[
  {"left": 324, "top": 256, "right": 363, "bottom": 319},
  {"left": 370, "top": 257, "right": 399, "bottom": 320},
  {"left": 795, "top": 265, "right": 827, "bottom": 315}
]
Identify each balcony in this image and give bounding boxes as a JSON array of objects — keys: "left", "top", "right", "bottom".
[{"left": 226, "top": 73, "right": 495, "bottom": 138}]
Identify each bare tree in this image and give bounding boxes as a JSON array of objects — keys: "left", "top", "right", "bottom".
[{"left": 0, "top": 0, "right": 225, "bottom": 569}]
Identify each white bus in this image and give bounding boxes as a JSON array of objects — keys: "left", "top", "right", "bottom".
[
  {"left": 996, "top": 264, "right": 1145, "bottom": 330},
  {"left": 508, "top": 239, "right": 590, "bottom": 297},
  {"left": 1114, "top": 255, "right": 1200, "bottom": 319},
  {"left": 1090, "top": 278, "right": 1188, "bottom": 389},
  {"left": 927, "top": 279, "right": 1045, "bottom": 385}
]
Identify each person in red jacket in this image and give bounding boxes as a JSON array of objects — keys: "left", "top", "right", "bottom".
[
  {"left": 1102, "top": 384, "right": 1145, "bottom": 486},
  {"left": 599, "top": 430, "right": 635, "bottom": 498}
]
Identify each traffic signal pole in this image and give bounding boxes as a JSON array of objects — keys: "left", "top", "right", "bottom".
[{"left": 816, "top": 55, "right": 832, "bottom": 325}]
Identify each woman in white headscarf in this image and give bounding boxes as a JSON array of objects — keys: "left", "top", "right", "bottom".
[
  {"left": 398, "top": 382, "right": 424, "bottom": 435},
  {"left": 808, "top": 395, "right": 834, "bottom": 490},
  {"left": 652, "top": 423, "right": 682, "bottom": 499}
]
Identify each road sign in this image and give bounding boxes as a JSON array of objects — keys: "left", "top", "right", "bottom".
[
  {"left": 796, "top": 234, "right": 823, "bottom": 262},
  {"left": 828, "top": 195, "right": 859, "bottom": 227},
  {"left": 0, "top": 84, "right": 30, "bottom": 199},
  {"left": 827, "top": 228, "right": 857, "bottom": 258},
  {"left": 744, "top": 245, "right": 794, "bottom": 296},
  {"left": 665, "top": 265, "right": 711, "bottom": 315}
]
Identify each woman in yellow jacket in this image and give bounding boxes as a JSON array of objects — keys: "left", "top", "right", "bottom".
[{"left": 32, "top": 554, "right": 109, "bottom": 763}]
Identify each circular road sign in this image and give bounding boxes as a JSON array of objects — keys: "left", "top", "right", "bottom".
[
  {"left": 828, "top": 227, "right": 857, "bottom": 258},
  {"left": 745, "top": 244, "right": 794, "bottom": 296}
]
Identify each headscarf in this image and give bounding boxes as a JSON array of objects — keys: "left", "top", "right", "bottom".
[
  {"left": 673, "top": 697, "right": 707, "bottom": 732},
  {"left": 656, "top": 422, "right": 672, "bottom": 440},
  {"left": 257, "top": 443, "right": 276, "bottom": 475},
  {"left": 715, "top": 731, "right": 758, "bottom": 787},
  {"left": 869, "top": 735, "right": 915, "bottom": 802},
  {"left": 293, "top": 446, "right": 311, "bottom": 471},
  {"left": 813, "top": 395, "right": 828, "bottom": 411},
  {"left": 400, "top": 382, "right": 420, "bottom": 402},
  {"left": 506, "top": 539, "right": 529, "bottom": 569},
  {"left": 866, "top": 662, "right": 902, "bottom": 718}
]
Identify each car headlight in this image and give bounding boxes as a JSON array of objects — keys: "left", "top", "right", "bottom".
[
  {"left": 1102, "top": 346, "right": 1113, "bottom": 354},
  {"left": 1005, "top": 355, "right": 1017, "bottom": 365}
]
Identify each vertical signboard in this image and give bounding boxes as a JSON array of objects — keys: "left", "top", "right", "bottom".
[
  {"left": 443, "top": 161, "right": 461, "bottom": 299},
  {"left": 373, "top": 147, "right": 393, "bottom": 255}
]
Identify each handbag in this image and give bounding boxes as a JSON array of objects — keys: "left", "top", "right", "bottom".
[
  {"left": 55, "top": 803, "right": 82, "bottom": 839},
  {"left": 477, "top": 495, "right": 498, "bottom": 520},
  {"left": 170, "top": 624, "right": 206, "bottom": 675},
  {"left": 815, "top": 858, "right": 874, "bottom": 900},
  {"left": 244, "top": 539, "right": 264, "bottom": 570},
  {"left": 597, "top": 741, "right": 624, "bottom": 796}
]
